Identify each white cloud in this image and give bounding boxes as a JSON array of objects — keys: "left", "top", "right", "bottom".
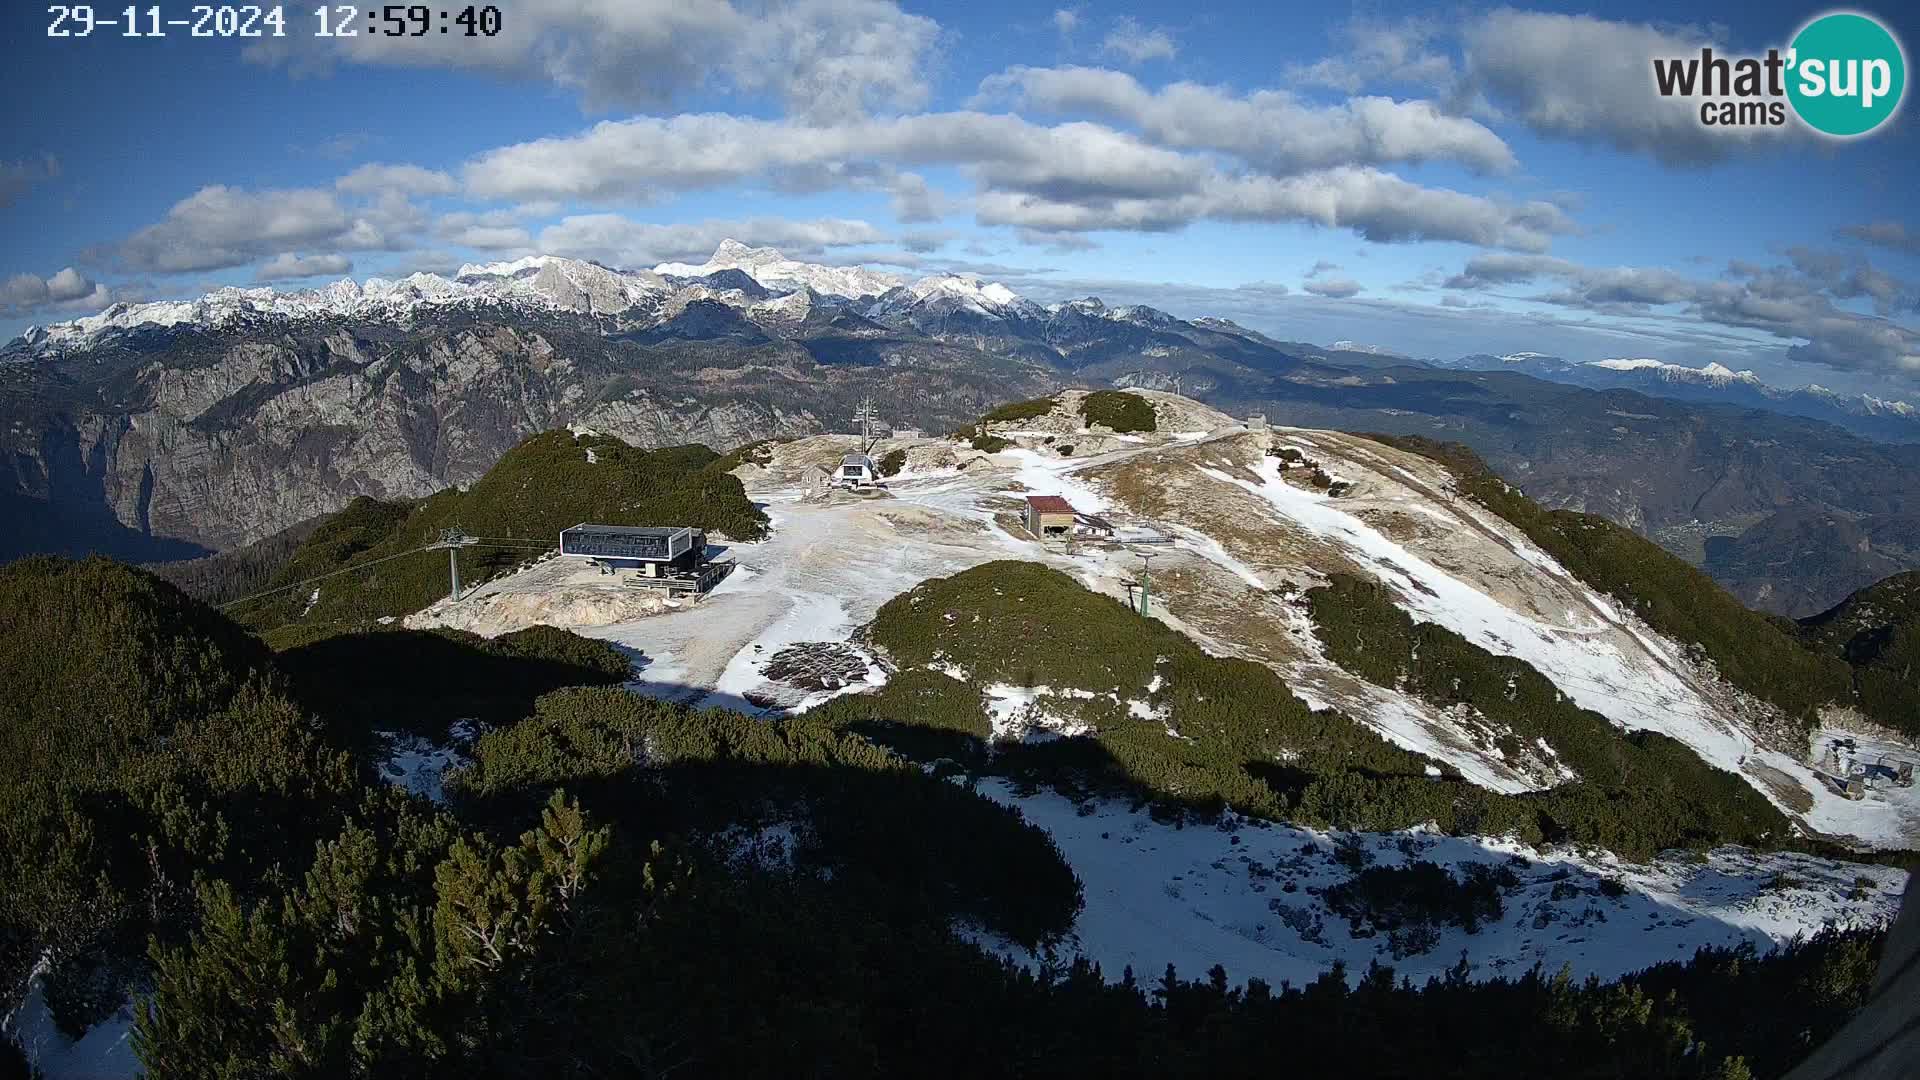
[
  {"left": 1289, "top": 17, "right": 1453, "bottom": 93},
  {"left": 888, "top": 171, "right": 950, "bottom": 223},
  {"left": 1445, "top": 252, "right": 1920, "bottom": 377},
  {"left": 974, "top": 167, "right": 1573, "bottom": 251},
  {"left": 1053, "top": 8, "right": 1080, "bottom": 35},
  {"left": 536, "top": 216, "right": 884, "bottom": 267},
  {"left": 1100, "top": 17, "right": 1177, "bottom": 64},
  {"left": 462, "top": 111, "right": 1209, "bottom": 203},
  {"left": 980, "top": 65, "right": 1515, "bottom": 175},
  {"left": 336, "top": 163, "right": 458, "bottom": 197},
  {"left": 1459, "top": 10, "right": 1801, "bottom": 166},
  {"left": 245, "top": 0, "right": 937, "bottom": 122},
  {"left": 733, "top": 0, "right": 941, "bottom": 122},
  {"left": 107, "top": 185, "right": 424, "bottom": 273},
  {"left": 1840, "top": 221, "right": 1920, "bottom": 256},
  {"left": 437, "top": 209, "right": 537, "bottom": 251},
  {"left": 1282, "top": 12, "right": 1815, "bottom": 167},
  {"left": 1302, "top": 277, "right": 1364, "bottom": 298},
  {"left": 449, "top": 226, "right": 535, "bottom": 251},
  {"left": 1, "top": 267, "right": 111, "bottom": 316},
  {"left": 254, "top": 253, "right": 354, "bottom": 281},
  {"left": 464, "top": 110, "right": 1560, "bottom": 251}
]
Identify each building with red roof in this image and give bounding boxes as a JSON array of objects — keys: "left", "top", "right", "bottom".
[{"left": 1025, "top": 494, "right": 1078, "bottom": 538}]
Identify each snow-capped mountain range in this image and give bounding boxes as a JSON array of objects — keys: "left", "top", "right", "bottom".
[
  {"left": 3, "top": 241, "right": 1071, "bottom": 357},
  {"left": 1587, "top": 358, "right": 1763, "bottom": 386},
  {"left": 1437, "top": 351, "right": 1920, "bottom": 441},
  {"left": 653, "top": 238, "right": 905, "bottom": 299},
  {"left": 11, "top": 242, "right": 1917, "bottom": 446}
]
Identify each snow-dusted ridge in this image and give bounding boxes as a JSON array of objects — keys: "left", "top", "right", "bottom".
[
  {"left": 5, "top": 241, "right": 1016, "bottom": 356},
  {"left": 1588, "top": 357, "right": 1763, "bottom": 386},
  {"left": 5, "top": 240, "right": 1241, "bottom": 360},
  {"left": 653, "top": 238, "right": 903, "bottom": 298}
]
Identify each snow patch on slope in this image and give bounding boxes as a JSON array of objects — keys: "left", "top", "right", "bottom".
[{"left": 979, "top": 782, "right": 1907, "bottom": 990}]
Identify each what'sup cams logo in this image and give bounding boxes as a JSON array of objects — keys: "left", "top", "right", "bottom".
[{"left": 1652, "top": 11, "right": 1907, "bottom": 137}]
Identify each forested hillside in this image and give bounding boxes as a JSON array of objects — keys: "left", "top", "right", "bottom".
[
  {"left": 0, "top": 555, "right": 1898, "bottom": 1078},
  {"left": 1801, "top": 571, "right": 1920, "bottom": 739},
  {"left": 811, "top": 562, "right": 1880, "bottom": 862},
  {"left": 221, "top": 431, "right": 769, "bottom": 642}
]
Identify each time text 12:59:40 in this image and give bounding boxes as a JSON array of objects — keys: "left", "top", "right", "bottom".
[{"left": 46, "top": 5, "right": 501, "bottom": 37}]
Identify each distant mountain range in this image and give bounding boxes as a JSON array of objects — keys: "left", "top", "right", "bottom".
[
  {"left": 0, "top": 242, "right": 1314, "bottom": 565},
  {"left": 7, "top": 241, "right": 1920, "bottom": 617},
  {"left": 1433, "top": 352, "right": 1920, "bottom": 444}
]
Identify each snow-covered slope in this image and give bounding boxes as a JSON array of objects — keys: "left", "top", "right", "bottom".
[
  {"left": 978, "top": 782, "right": 1904, "bottom": 990},
  {"left": 1011, "top": 422, "right": 1920, "bottom": 849},
  {"left": 368, "top": 400, "right": 1911, "bottom": 1003}
]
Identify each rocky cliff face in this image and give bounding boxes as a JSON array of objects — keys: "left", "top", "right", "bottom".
[{"left": 2, "top": 313, "right": 1059, "bottom": 556}]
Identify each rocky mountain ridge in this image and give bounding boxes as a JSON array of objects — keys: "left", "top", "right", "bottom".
[
  {"left": 1437, "top": 351, "right": 1920, "bottom": 444},
  {"left": 5, "top": 241, "right": 1302, "bottom": 561},
  {"left": 8, "top": 242, "right": 1920, "bottom": 618}
]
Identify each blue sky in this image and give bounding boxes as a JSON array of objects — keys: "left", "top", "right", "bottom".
[{"left": 3, "top": 1, "right": 1917, "bottom": 395}]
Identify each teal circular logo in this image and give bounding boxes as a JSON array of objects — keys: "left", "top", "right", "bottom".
[{"left": 1787, "top": 12, "right": 1906, "bottom": 136}]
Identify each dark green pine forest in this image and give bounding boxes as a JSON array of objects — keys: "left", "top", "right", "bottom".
[
  {"left": 2, "top": 425, "right": 1917, "bottom": 1078},
  {"left": 0, "top": 554, "right": 1895, "bottom": 1079}
]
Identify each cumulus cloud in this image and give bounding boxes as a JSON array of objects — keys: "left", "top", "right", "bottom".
[
  {"left": 1289, "top": 12, "right": 1814, "bottom": 166},
  {"left": 1302, "top": 277, "right": 1364, "bottom": 298},
  {"left": 1445, "top": 251, "right": 1920, "bottom": 378},
  {"left": 888, "top": 171, "right": 950, "bottom": 223},
  {"left": 105, "top": 185, "right": 424, "bottom": 273},
  {"left": 245, "top": 0, "right": 938, "bottom": 122},
  {"left": 1100, "top": 17, "right": 1177, "bottom": 64},
  {"left": 336, "top": 163, "right": 458, "bottom": 197},
  {"left": 464, "top": 111, "right": 1204, "bottom": 204},
  {"left": 1458, "top": 10, "right": 1801, "bottom": 166},
  {"left": 535, "top": 216, "right": 884, "bottom": 267},
  {"left": 973, "top": 167, "right": 1572, "bottom": 251},
  {"left": 254, "top": 253, "right": 354, "bottom": 281},
  {"left": 1288, "top": 17, "right": 1453, "bottom": 93},
  {"left": 1052, "top": 8, "right": 1080, "bottom": 35},
  {"left": 437, "top": 209, "right": 537, "bottom": 251},
  {"left": 1, "top": 267, "right": 111, "bottom": 316},
  {"left": 979, "top": 65, "right": 1515, "bottom": 175},
  {"left": 1781, "top": 247, "right": 1916, "bottom": 315},
  {"left": 0, "top": 155, "right": 61, "bottom": 207},
  {"left": 1839, "top": 221, "right": 1920, "bottom": 256},
  {"left": 465, "top": 111, "right": 1562, "bottom": 251}
]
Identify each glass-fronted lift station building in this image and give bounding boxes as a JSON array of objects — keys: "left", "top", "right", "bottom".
[{"left": 558, "top": 524, "right": 707, "bottom": 572}]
